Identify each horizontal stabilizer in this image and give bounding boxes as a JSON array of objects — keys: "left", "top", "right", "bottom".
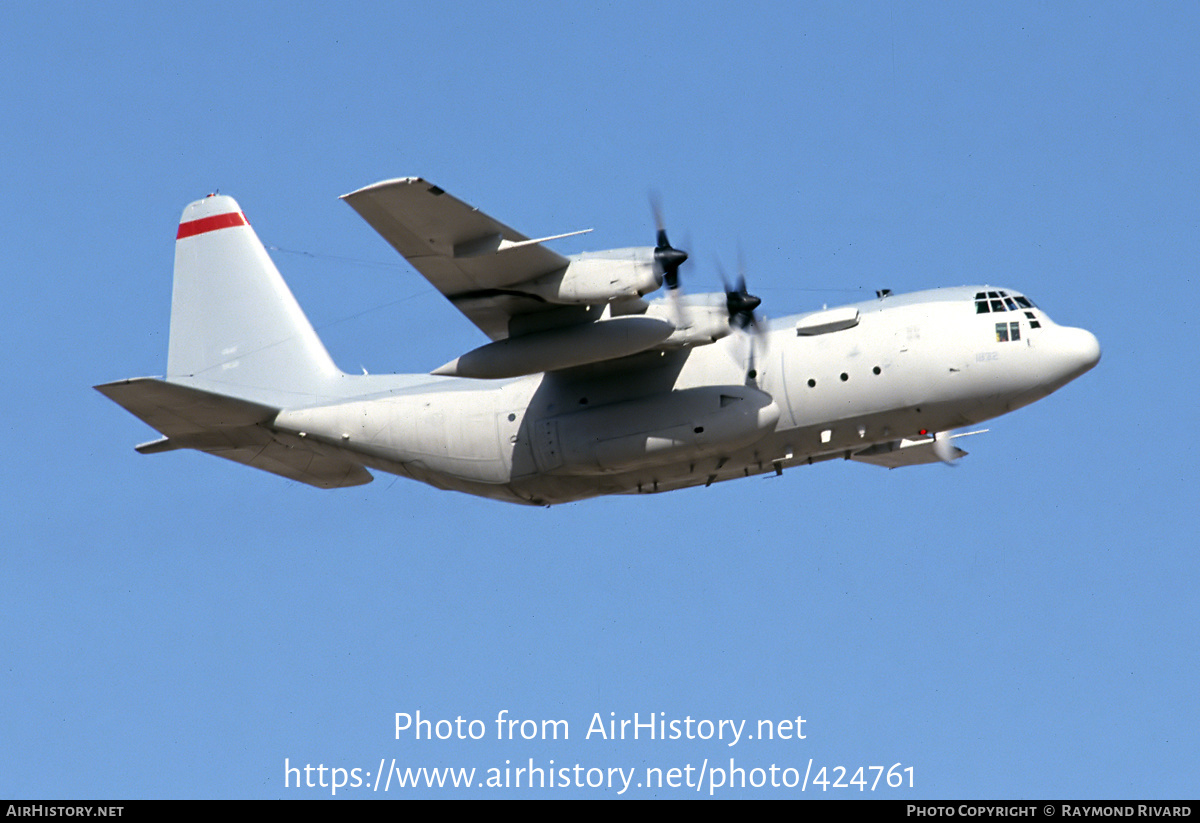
[{"left": 95, "top": 378, "right": 372, "bottom": 489}]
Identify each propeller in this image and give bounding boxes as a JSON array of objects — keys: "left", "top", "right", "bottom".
[
  {"left": 651, "top": 195, "right": 688, "bottom": 290},
  {"left": 718, "top": 252, "right": 762, "bottom": 331},
  {"left": 932, "top": 432, "right": 965, "bottom": 466},
  {"left": 717, "top": 255, "right": 767, "bottom": 385},
  {"left": 725, "top": 274, "right": 762, "bottom": 330}
]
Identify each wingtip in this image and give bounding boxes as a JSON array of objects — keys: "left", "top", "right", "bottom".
[{"left": 341, "top": 176, "right": 426, "bottom": 201}]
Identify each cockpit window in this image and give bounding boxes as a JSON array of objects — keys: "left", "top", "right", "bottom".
[
  {"left": 995, "top": 321, "right": 1020, "bottom": 342},
  {"left": 975, "top": 291, "right": 1037, "bottom": 314}
]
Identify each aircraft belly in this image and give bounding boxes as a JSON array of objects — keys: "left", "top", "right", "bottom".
[{"left": 516, "top": 400, "right": 984, "bottom": 502}]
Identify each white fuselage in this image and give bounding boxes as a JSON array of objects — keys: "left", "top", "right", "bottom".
[{"left": 271, "top": 286, "right": 1100, "bottom": 505}]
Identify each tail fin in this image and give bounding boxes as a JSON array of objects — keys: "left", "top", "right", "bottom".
[{"left": 167, "top": 195, "right": 342, "bottom": 400}]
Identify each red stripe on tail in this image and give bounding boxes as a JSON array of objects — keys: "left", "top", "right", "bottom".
[{"left": 176, "top": 211, "right": 248, "bottom": 239}]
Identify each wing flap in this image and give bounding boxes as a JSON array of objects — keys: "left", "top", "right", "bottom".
[{"left": 95, "top": 378, "right": 372, "bottom": 489}]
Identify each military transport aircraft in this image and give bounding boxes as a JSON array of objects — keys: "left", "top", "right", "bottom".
[{"left": 96, "top": 178, "right": 1100, "bottom": 505}]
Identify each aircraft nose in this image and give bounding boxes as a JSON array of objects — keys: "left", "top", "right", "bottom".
[{"left": 1055, "top": 326, "right": 1101, "bottom": 381}]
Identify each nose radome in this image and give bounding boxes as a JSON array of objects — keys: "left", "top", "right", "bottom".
[
  {"left": 1071, "top": 327, "right": 1101, "bottom": 369},
  {"left": 1059, "top": 326, "right": 1101, "bottom": 378}
]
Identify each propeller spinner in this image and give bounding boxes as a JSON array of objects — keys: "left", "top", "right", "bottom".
[
  {"left": 716, "top": 256, "right": 766, "bottom": 385},
  {"left": 725, "top": 274, "right": 762, "bottom": 330},
  {"left": 651, "top": 196, "right": 688, "bottom": 290},
  {"left": 718, "top": 254, "right": 762, "bottom": 330}
]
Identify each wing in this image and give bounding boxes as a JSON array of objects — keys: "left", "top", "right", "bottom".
[
  {"left": 342, "top": 177, "right": 585, "bottom": 341},
  {"left": 849, "top": 430, "right": 986, "bottom": 468}
]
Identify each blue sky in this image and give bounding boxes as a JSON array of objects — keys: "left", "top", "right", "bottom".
[{"left": 3, "top": 1, "right": 1196, "bottom": 798}]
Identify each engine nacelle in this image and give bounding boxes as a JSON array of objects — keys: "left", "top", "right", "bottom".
[
  {"left": 521, "top": 248, "right": 661, "bottom": 304},
  {"left": 431, "top": 316, "right": 675, "bottom": 378},
  {"left": 645, "top": 301, "right": 732, "bottom": 348},
  {"left": 532, "top": 386, "right": 780, "bottom": 475}
]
